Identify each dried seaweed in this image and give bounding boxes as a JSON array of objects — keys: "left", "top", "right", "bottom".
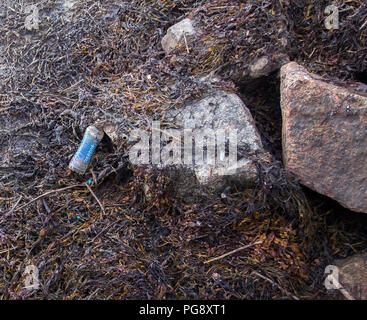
[{"left": 1, "top": 0, "right": 367, "bottom": 300}]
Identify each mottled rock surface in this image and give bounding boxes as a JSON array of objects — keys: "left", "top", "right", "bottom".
[
  {"left": 281, "top": 62, "right": 367, "bottom": 213},
  {"left": 166, "top": 89, "right": 264, "bottom": 187}
]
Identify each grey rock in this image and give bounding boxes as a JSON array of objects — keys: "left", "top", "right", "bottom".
[
  {"left": 165, "top": 89, "right": 264, "bottom": 188},
  {"left": 161, "top": 18, "right": 196, "bottom": 54},
  {"left": 249, "top": 53, "right": 289, "bottom": 78},
  {"left": 103, "top": 83, "right": 264, "bottom": 197}
]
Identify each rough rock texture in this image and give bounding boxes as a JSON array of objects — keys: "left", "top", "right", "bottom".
[
  {"left": 165, "top": 89, "right": 264, "bottom": 188},
  {"left": 248, "top": 53, "right": 289, "bottom": 79},
  {"left": 281, "top": 62, "right": 367, "bottom": 213},
  {"left": 161, "top": 18, "right": 196, "bottom": 54},
  {"left": 333, "top": 250, "right": 367, "bottom": 300},
  {"left": 102, "top": 79, "right": 265, "bottom": 197}
]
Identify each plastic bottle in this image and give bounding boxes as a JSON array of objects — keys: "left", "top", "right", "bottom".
[{"left": 69, "top": 125, "right": 104, "bottom": 174}]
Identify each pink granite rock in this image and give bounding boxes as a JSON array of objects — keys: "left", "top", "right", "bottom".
[{"left": 281, "top": 62, "right": 367, "bottom": 213}]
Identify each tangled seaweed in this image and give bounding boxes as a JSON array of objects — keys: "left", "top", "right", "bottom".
[{"left": 1, "top": 0, "right": 367, "bottom": 300}]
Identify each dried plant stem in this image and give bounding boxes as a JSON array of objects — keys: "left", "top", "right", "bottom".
[
  {"left": 204, "top": 241, "right": 263, "bottom": 264},
  {"left": 88, "top": 220, "right": 118, "bottom": 244},
  {"left": 5, "top": 184, "right": 85, "bottom": 214},
  {"left": 85, "top": 182, "right": 106, "bottom": 216},
  {"left": 252, "top": 271, "right": 300, "bottom": 300}
]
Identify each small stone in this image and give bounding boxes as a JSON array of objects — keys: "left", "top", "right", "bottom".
[
  {"left": 249, "top": 53, "right": 289, "bottom": 78},
  {"left": 212, "top": 272, "right": 221, "bottom": 280},
  {"left": 249, "top": 56, "right": 269, "bottom": 78},
  {"left": 161, "top": 18, "right": 196, "bottom": 54}
]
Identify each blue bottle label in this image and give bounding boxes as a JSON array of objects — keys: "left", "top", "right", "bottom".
[
  {"left": 74, "top": 134, "right": 100, "bottom": 164},
  {"left": 69, "top": 126, "right": 103, "bottom": 174}
]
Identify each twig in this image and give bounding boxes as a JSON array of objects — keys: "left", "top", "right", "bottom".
[
  {"left": 0, "top": 247, "right": 17, "bottom": 255},
  {"left": 5, "top": 184, "right": 85, "bottom": 214},
  {"left": 88, "top": 220, "right": 118, "bottom": 244},
  {"left": 252, "top": 271, "right": 300, "bottom": 300},
  {"left": 360, "top": 18, "right": 367, "bottom": 31},
  {"left": 183, "top": 32, "right": 190, "bottom": 54},
  {"left": 7, "top": 196, "right": 23, "bottom": 215},
  {"left": 204, "top": 241, "right": 263, "bottom": 264},
  {"left": 0, "top": 196, "right": 15, "bottom": 200},
  {"left": 85, "top": 182, "right": 106, "bottom": 216}
]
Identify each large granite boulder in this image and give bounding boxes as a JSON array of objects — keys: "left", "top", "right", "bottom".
[{"left": 281, "top": 62, "right": 367, "bottom": 213}]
